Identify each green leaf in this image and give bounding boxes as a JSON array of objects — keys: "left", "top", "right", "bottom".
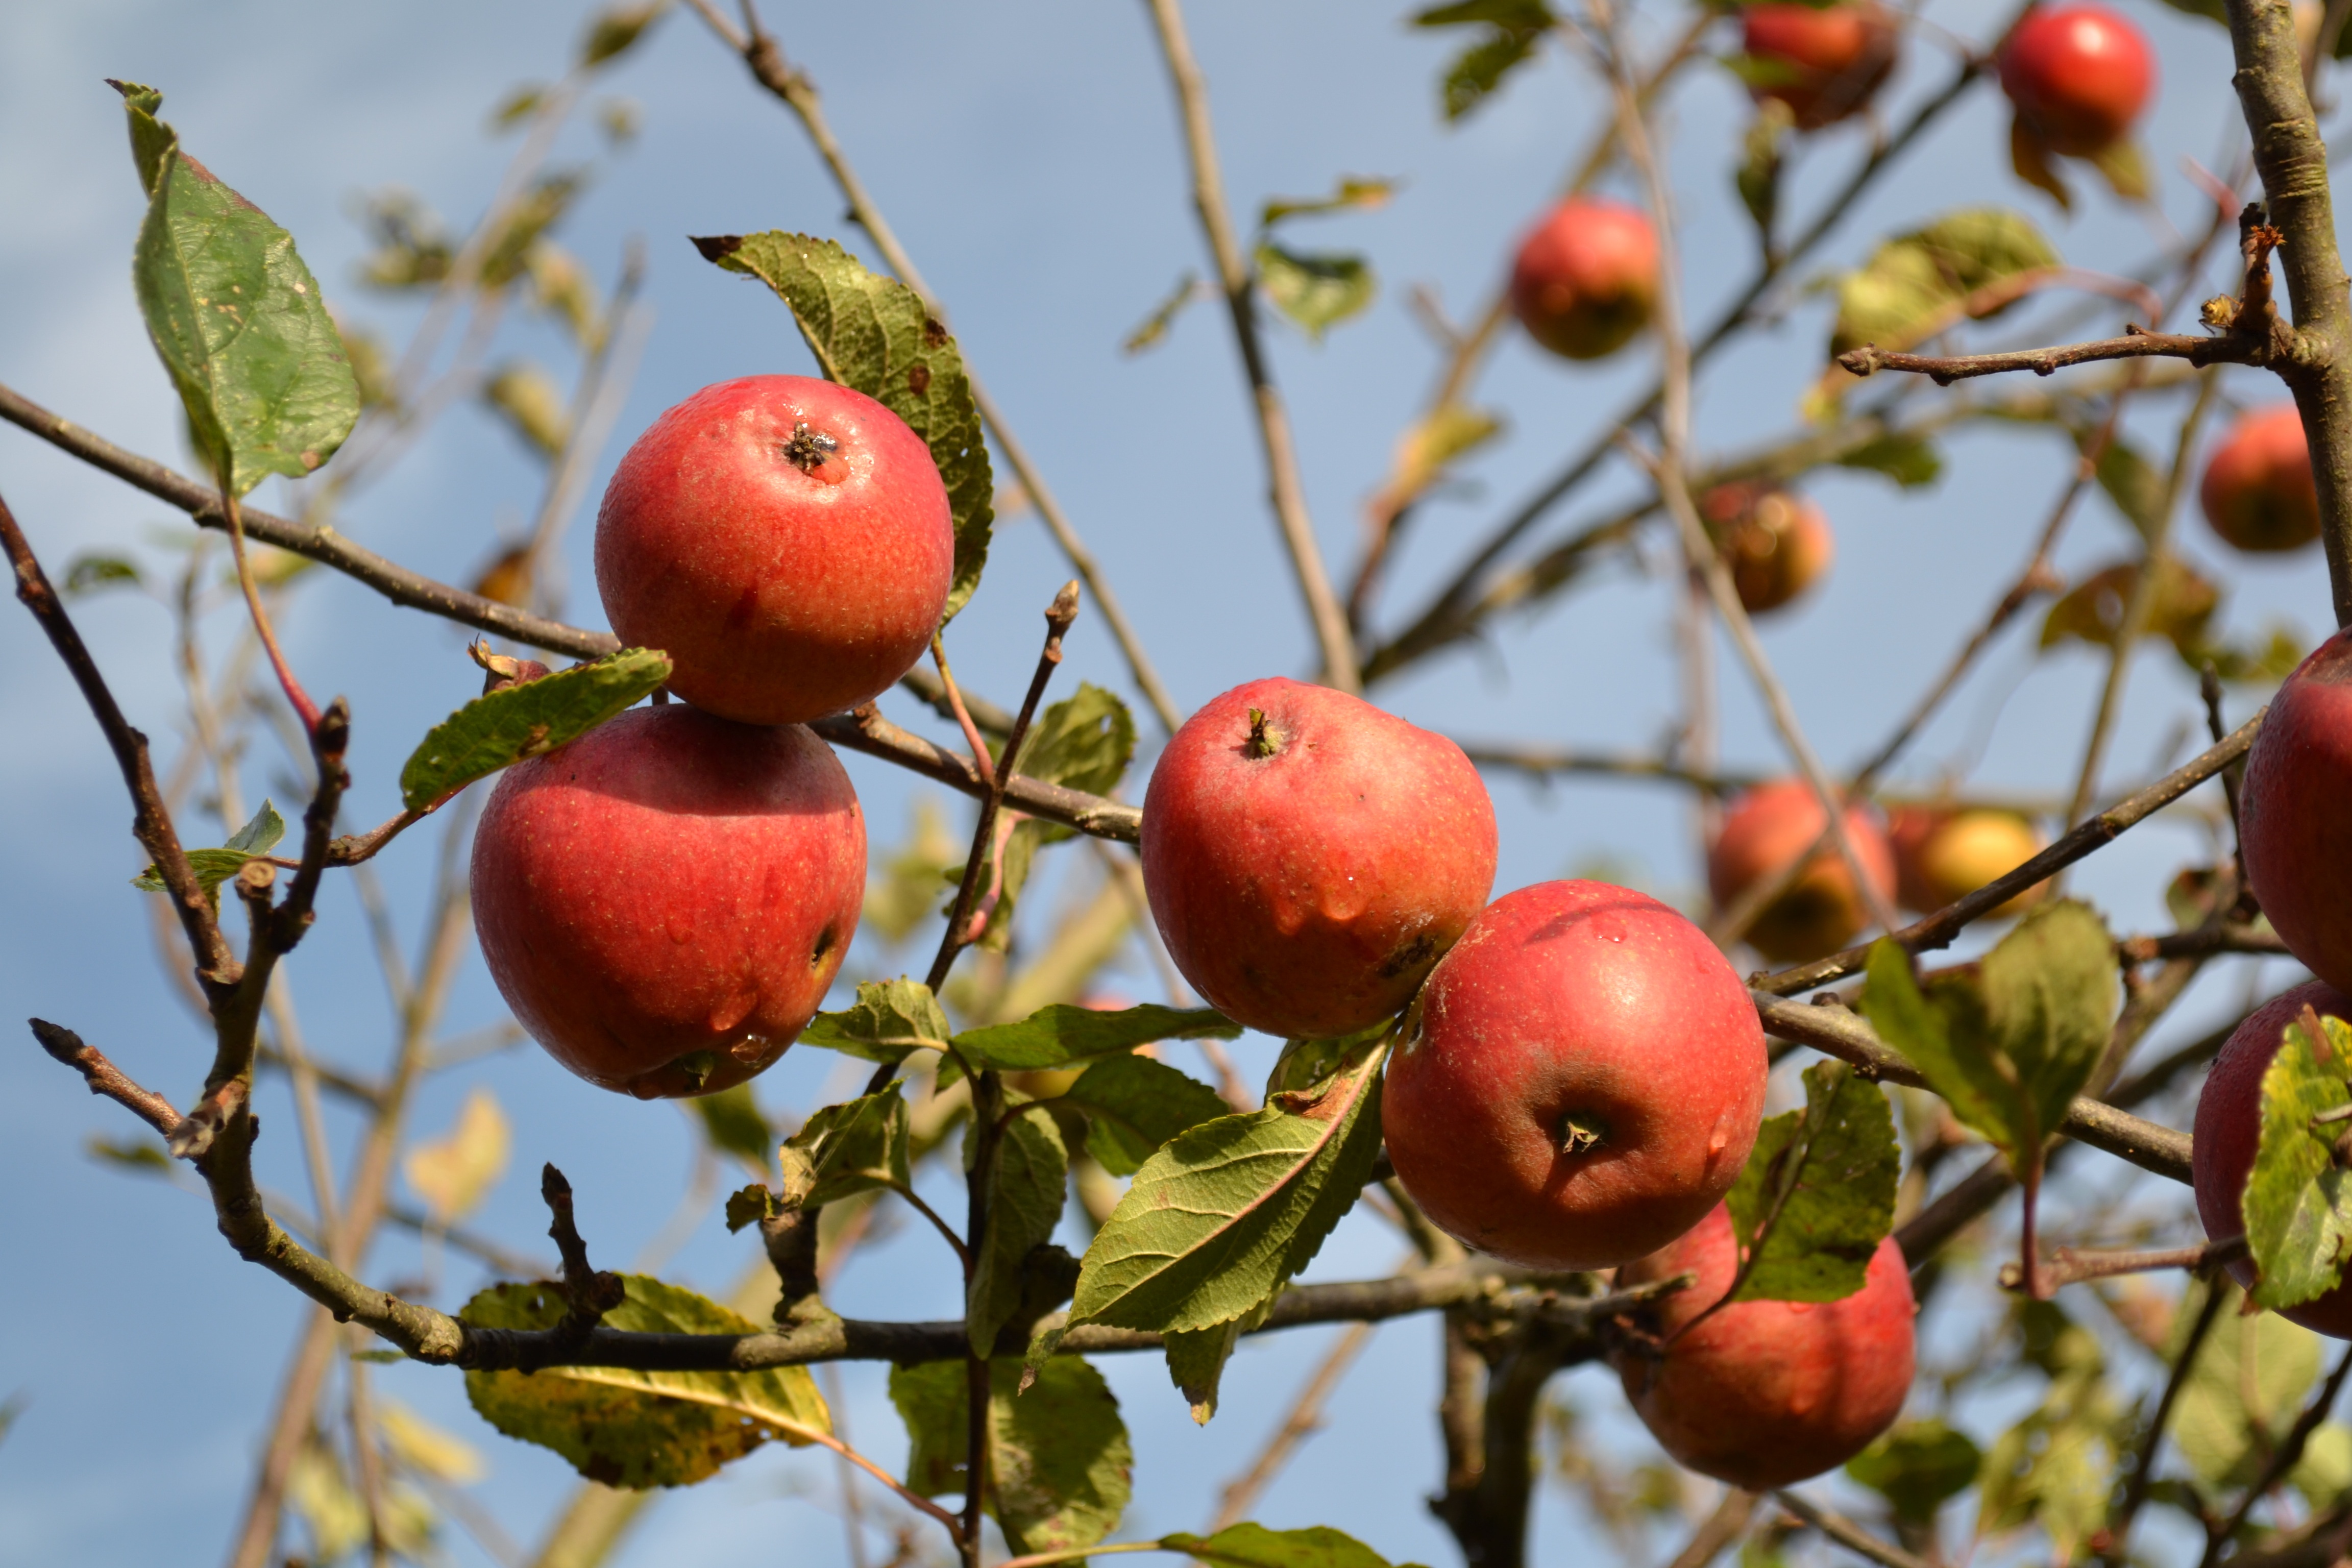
[
  {"left": 132, "top": 798, "right": 285, "bottom": 908},
  {"left": 1123, "top": 271, "right": 1205, "bottom": 354},
  {"left": 61, "top": 554, "right": 143, "bottom": 597},
  {"left": 1979, "top": 1301, "right": 2124, "bottom": 1561},
  {"left": 1161, "top": 1522, "right": 1419, "bottom": 1568},
  {"left": 890, "top": 1355, "right": 1132, "bottom": 1553},
  {"left": 1828, "top": 208, "right": 2060, "bottom": 359},
  {"left": 698, "top": 232, "right": 992, "bottom": 620},
  {"left": 1836, "top": 431, "right": 1943, "bottom": 488},
  {"left": 722, "top": 1183, "right": 779, "bottom": 1233},
  {"left": 86, "top": 1134, "right": 175, "bottom": 1174},
  {"left": 1723, "top": 1061, "right": 1899, "bottom": 1304},
  {"left": 2244, "top": 1013, "right": 2352, "bottom": 1310},
  {"left": 114, "top": 83, "right": 361, "bottom": 497},
  {"left": 1061, "top": 1055, "right": 1232, "bottom": 1178},
  {"left": 1736, "top": 98, "right": 1792, "bottom": 244},
  {"left": 1052, "top": 1031, "right": 1387, "bottom": 1344},
  {"left": 798, "top": 977, "right": 955, "bottom": 1064},
  {"left": 780, "top": 1090, "right": 910, "bottom": 1210},
  {"left": 1255, "top": 243, "right": 1375, "bottom": 341},
  {"left": 1412, "top": 0, "right": 1554, "bottom": 24},
  {"left": 951, "top": 1003, "right": 1241, "bottom": 1076},
  {"left": 579, "top": 1, "right": 668, "bottom": 68},
  {"left": 481, "top": 361, "right": 570, "bottom": 457},
  {"left": 462, "top": 1275, "right": 831, "bottom": 1488},
  {"left": 1857, "top": 900, "right": 2117, "bottom": 1185},
  {"left": 2086, "top": 138, "right": 2151, "bottom": 203},
  {"left": 2039, "top": 557, "right": 2219, "bottom": 654},
  {"left": 689, "top": 1084, "right": 773, "bottom": 1168},
  {"left": 1432, "top": 28, "right": 1543, "bottom": 120},
  {"left": 1161, "top": 1291, "right": 1279, "bottom": 1426},
  {"left": 975, "top": 682, "right": 1139, "bottom": 950},
  {"left": 968, "top": 1097, "right": 1071, "bottom": 1356},
  {"left": 1845, "top": 1419, "right": 1983, "bottom": 1524},
  {"left": 1260, "top": 176, "right": 1398, "bottom": 229},
  {"left": 399, "top": 648, "right": 670, "bottom": 814},
  {"left": 2171, "top": 1276, "right": 2324, "bottom": 1487}
]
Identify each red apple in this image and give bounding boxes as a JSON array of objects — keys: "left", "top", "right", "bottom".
[
  {"left": 595, "top": 375, "right": 953, "bottom": 726},
  {"left": 1383, "top": 880, "right": 1767, "bottom": 1269},
  {"left": 1612, "top": 1204, "right": 1917, "bottom": 1488},
  {"left": 1701, "top": 481, "right": 1836, "bottom": 615},
  {"left": 1889, "top": 805, "right": 2046, "bottom": 917},
  {"left": 1509, "top": 199, "right": 1660, "bottom": 362},
  {"left": 2201, "top": 404, "right": 2321, "bottom": 553},
  {"left": 1997, "top": 4, "right": 2155, "bottom": 156},
  {"left": 2192, "top": 982, "right": 2352, "bottom": 1337},
  {"left": 471, "top": 703, "right": 866, "bottom": 1098},
  {"left": 1742, "top": 3, "right": 1901, "bottom": 131},
  {"left": 1708, "top": 779, "right": 1898, "bottom": 964},
  {"left": 1140, "top": 677, "right": 1497, "bottom": 1040},
  {"left": 2241, "top": 630, "right": 2352, "bottom": 995}
]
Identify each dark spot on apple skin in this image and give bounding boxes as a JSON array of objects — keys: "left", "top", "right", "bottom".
[
  {"left": 1378, "top": 931, "right": 1438, "bottom": 979},
  {"left": 908, "top": 363, "right": 932, "bottom": 397}
]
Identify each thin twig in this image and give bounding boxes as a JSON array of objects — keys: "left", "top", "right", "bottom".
[
  {"left": 1664, "top": 1489, "right": 1761, "bottom": 1568},
  {"left": 1139, "top": 0, "right": 1360, "bottom": 692},
  {"left": 2003, "top": 1236, "right": 2246, "bottom": 1292},
  {"left": 1775, "top": 1490, "right": 1937, "bottom": 1568},
  {"left": 929, "top": 634, "right": 996, "bottom": 789},
  {"left": 2207, "top": 1345, "right": 2352, "bottom": 1563},
  {"left": 29, "top": 1019, "right": 185, "bottom": 1138},
  {"left": 1836, "top": 330, "right": 2261, "bottom": 384},
  {"left": 1755, "top": 710, "right": 2263, "bottom": 995}
]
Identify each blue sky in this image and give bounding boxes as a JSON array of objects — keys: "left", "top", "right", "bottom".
[{"left": 0, "top": 1, "right": 2337, "bottom": 1564}]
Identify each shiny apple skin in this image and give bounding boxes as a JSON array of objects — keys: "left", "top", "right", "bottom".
[
  {"left": 1708, "top": 779, "right": 1897, "bottom": 964},
  {"left": 2242, "top": 631, "right": 2352, "bottom": 997},
  {"left": 1743, "top": 2, "right": 1901, "bottom": 130},
  {"left": 2192, "top": 982, "right": 2352, "bottom": 1337},
  {"left": 1140, "top": 678, "right": 1498, "bottom": 1040},
  {"left": 1997, "top": 4, "right": 2156, "bottom": 156},
  {"left": 471, "top": 704, "right": 866, "bottom": 1098},
  {"left": 1383, "top": 880, "right": 1767, "bottom": 1269},
  {"left": 595, "top": 375, "right": 952, "bottom": 726},
  {"left": 1613, "top": 1205, "right": 1917, "bottom": 1489},
  {"left": 1509, "top": 199, "right": 1660, "bottom": 361},
  {"left": 2201, "top": 404, "right": 2322, "bottom": 553}
]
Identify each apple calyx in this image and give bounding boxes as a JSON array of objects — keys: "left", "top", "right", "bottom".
[
  {"left": 1561, "top": 1113, "right": 1608, "bottom": 1156},
  {"left": 782, "top": 420, "right": 842, "bottom": 474},
  {"left": 1244, "top": 706, "right": 1286, "bottom": 759}
]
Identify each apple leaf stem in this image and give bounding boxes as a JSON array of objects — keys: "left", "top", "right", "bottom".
[{"left": 218, "top": 482, "right": 321, "bottom": 737}]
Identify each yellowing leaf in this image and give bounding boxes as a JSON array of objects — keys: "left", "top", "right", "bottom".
[
  {"left": 403, "top": 1087, "right": 510, "bottom": 1225},
  {"left": 378, "top": 1400, "right": 485, "bottom": 1485}
]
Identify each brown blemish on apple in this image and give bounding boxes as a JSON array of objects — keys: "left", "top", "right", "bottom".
[{"left": 1377, "top": 930, "right": 1438, "bottom": 980}]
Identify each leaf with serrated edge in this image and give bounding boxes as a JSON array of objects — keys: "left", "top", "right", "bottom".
[
  {"left": 1858, "top": 940, "right": 2012, "bottom": 1150},
  {"left": 1059, "top": 1033, "right": 1387, "bottom": 1338},
  {"left": 1724, "top": 1061, "right": 1898, "bottom": 1304},
  {"left": 2245, "top": 1015, "right": 2352, "bottom": 1310},
  {"left": 1063, "top": 1055, "right": 1232, "bottom": 1178},
  {"left": 1163, "top": 1290, "right": 1277, "bottom": 1426},
  {"left": 1161, "top": 1522, "right": 1418, "bottom": 1568},
  {"left": 953, "top": 1003, "right": 1239, "bottom": 1075},
  {"left": 1844, "top": 1419, "right": 1982, "bottom": 1525},
  {"left": 890, "top": 1356, "right": 1131, "bottom": 1553},
  {"left": 116, "top": 84, "right": 360, "bottom": 496},
  {"left": 701, "top": 232, "right": 992, "bottom": 620},
  {"left": 968, "top": 1098, "right": 1069, "bottom": 1356},
  {"left": 784, "top": 1090, "right": 910, "bottom": 1210},
  {"left": 1008, "top": 683, "right": 1135, "bottom": 814},
  {"left": 799, "top": 977, "right": 954, "bottom": 1065},
  {"left": 399, "top": 649, "right": 670, "bottom": 813},
  {"left": 462, "top": 1275, "right": 830, "bottom": 1488}
]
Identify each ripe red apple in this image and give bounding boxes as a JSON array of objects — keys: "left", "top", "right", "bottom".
[
  {"left": 1612, "top": 1204, "right": 1916, "bottom": 1488},
  {"left": 1708, "top": 779, "right": 1898, "bottom": 964},
  {"left": 1382, "top": 880, "right": 1767, "bottom": 1269},
  {"left": 2201, "top": 404, "right": 2321, "bottom": 553},
  {"left": 471, "top": 703, "right": 866, "bottom": 1098},
  {"left": 1509, "top": 199, "right": 1660, "bottom": 362},
  {"left": 1140, "top": 677, "right": 1497, "bottom": 1040},
  {"left": 2241, "top": 630, "right": 2352, "bottom": 995},
  {"left": 1700, "top": 481, "right": 1836, "bottom": 615},
  {"left": 1742, "top": 3, "right": 1901, "bottom": 131},
  {"left": 595, "top": 375, "right": 953, "bottom": 726},
  {"left": 1997, "top": 4, "right": 2155, "bottom": 156},
  {"left": 2192, "top": 982, "right": 2352, "bottom": 1337},
  {"left": 1888, "top": 804, "right": 2046, "bottom": 917}
]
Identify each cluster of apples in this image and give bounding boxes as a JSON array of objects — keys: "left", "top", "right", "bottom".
[
  {"left": 1137, "top": 684, "right": 1912, "bottom": 1490},
  {"left": 469, "top": 375, "right": 954, "bottom": 1098}
]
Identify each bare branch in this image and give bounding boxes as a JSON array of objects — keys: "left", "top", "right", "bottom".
[
  {"left": 29, "top": 1019, "right": 185, "bottom": 1139},
  {"left": 1775, "top": 1490, "right": 1934, "bottom": 1568},
  {"left": 1837, "top": 329, "right": 2255, "bottom": 384}
]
